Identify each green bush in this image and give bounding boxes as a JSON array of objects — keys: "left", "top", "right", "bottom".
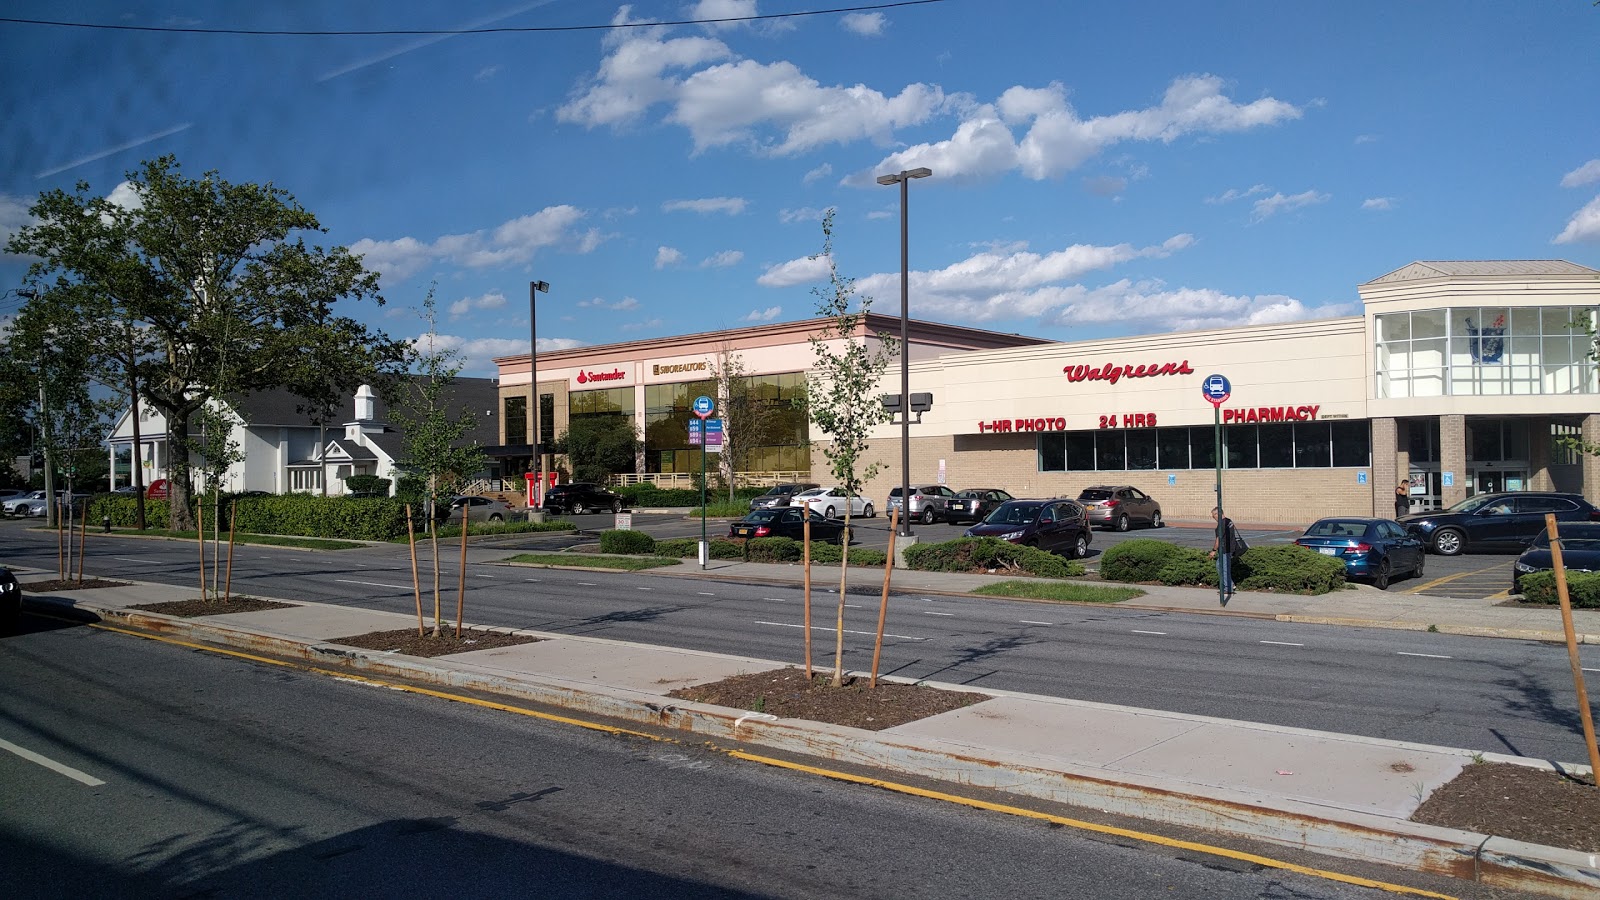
[
  {"left": 809, "top": 543, "right": 889, "bottom": 567},
  {"left": 344, "top": 474, "right": 391, "bottom": 495},
  {"left": 88, "top": 493, "right": 411, "bottom": 541},
  {"left": 1234, "top": 545, "right": 1346, "bottom": 594},
  {"left": 744, "top": 536, "right": 803, "bottom": 562},
  {"left": 1098, "top": 539, "right": 1180, "bottom": 583},
  {"left": 902, "top": 537, "right": 1085, "bottom": 579},
  {"left": 1155, "top": 548, "right": 1219, "bottom": 586},
  {"left": 599, "top": 530, "right": 657, "bottom": 554},
  {"left": 654, "top": 538, "right": 699, "bottom": 557},
  {"left": 1516, "top": 571, "right": 1600, "bottom": 607}
]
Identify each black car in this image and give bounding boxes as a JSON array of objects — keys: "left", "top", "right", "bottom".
[
  {"left": 748, "top": 482, "right": 820, "bottom": 511},
  {"left": 728, "top": 507, "right": 849, "bottom": 544},
  {"left": 0, "top": 565, "right": 20, "bottom": 635},
  {"left": 542, "top": 482, "right": 624, "bottom": 515},
  {"left": 1513, "top": 522, "right": 1600, "bottom": 594},
  {"left": 963, "top": 499, "right": 1092, "bottom": 558},
  {"left": 947, "top": 488, "right": 1013, "bottom": 525},
  {"left": 1399, "top": 492, "right": 1600, "bottom": 556},
  {"left": 1294, "top": 517, "right": 1426, "bottom": 590}
]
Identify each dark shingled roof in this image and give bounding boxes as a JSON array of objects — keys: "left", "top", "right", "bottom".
[{"left": 227, "top": 377, "right": 501, "bottom": 449}]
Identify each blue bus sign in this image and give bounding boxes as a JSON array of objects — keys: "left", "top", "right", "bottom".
[
  {"left": 1201, "top": 374, "right": 1231, "bottom": 407},
  {"left": 692, "top": 395, "right": 715, "bottom": 418}
]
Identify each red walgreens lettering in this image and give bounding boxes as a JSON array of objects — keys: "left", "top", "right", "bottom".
[{"left": 1062, "top": 360, "right": 1194, "bottom": 384}]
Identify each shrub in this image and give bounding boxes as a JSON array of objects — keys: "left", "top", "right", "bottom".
[
  {"left": 1098, "top": 539, "right": 1181, "bottom": 583},
  {"left": 1234, "top": 545, "right": 1346, "bottom": 594},
  {"left": 809, "top": 543, "right": 888, "bottom": 567},
  {"left": 1518, "top": 571, "right": 1600, "bottom": 608},
  {"left": 599, "top": 529, "right": 657, "bottom": 555},
  {"left": 344, "top": 474, "right": 391, "bottom": 496},
  {"left": 1155, "top": 548, "right": 1218, "bottom": 586},
  {"left": 743, "top": 536, "right": 803, "bottom": 562},
  {"left": 902, "top": 537, "right": 1084, "bottom": 579},
  {"left": 654, "top": 538, "right": 699, "bottom": 557}
]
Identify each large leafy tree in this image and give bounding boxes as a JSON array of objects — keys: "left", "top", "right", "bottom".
[
  {"left": 554, "top": 416, "right": 641, "bottom": 483},
  {"left": 6, "top": 155, "right": 407, "bottom": 530},
  {"left": 805, "top": 210, "right": 898, "bottom": 686}
]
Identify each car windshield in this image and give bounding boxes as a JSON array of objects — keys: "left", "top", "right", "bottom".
[
  {"left": 1444, "top": 495, "right": 1498, "bottom": 514},
  {"left": 1078, "top": 489, "right": 1114, "bottom": 502},
  {"left": 746, "top": 509, "right": 781, "bottom": 523},
  {"left": 956, "top": 490, "right": 982, "bottom": 498},
  {"left": 983, "top": 502, "right": 1041, "bottom": 526},
  {"left": 1530, "top": 524, "right": 1600, "bottom": 549},
  {"left": 1304, "top": 520, "right": 1371, "bottom": 538}
]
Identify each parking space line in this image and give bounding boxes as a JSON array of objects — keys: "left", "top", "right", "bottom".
[{"left": 1403, "top": 560, "right": 1509, "bottom": 595}]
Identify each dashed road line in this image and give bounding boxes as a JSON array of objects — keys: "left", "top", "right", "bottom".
[
  {"left": 924, "top": 611, "right": 954, "bottom": 617},
  {"left": 1132, "top": 630, "right": 1166, "bottom": 636},
  {"left": 0, "top": 738, "right": 105, "bottom": 786},
  {"left": 755, "top": 621, "right": 926, "bottom": 641},
  {"left": 1260, "top": 641, "right": 1304, "bottom": 647},
  {"left": 335, "top": 578, "right": 413, "bottom": 590},
  {"left": 1020, "top": 620, "right": 1053, "bottom": 626},
  {"left": 1397, "top": 652, "right": 1452, "bottom": 659},
  {"left": 697, "top": 592, "right": 716, "bottom": 596}
]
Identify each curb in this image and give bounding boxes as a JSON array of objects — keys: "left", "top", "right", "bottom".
[
  {"left": 1277, "top": 614, "right": 1600, "bottom": 644},
  {"left": 30, "top": 591, "right": 1600, "bottom": 899}
]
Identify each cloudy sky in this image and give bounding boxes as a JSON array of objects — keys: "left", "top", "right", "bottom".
[{"left": 2, "top": 1, "right": 1597, "bottom": 375}]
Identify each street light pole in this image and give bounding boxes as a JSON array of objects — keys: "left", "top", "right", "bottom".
[
  {"left": 529, "top": 280, "right": 550, "bottom": 505},
  {"left": 876, "top": 167, "right": 931, "bottom": 537}
]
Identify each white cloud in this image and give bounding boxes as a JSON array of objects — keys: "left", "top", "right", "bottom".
[
  {"left": 656, "top": 246, "right": 685, "bottom": 268},
  {"left": 861, "top": 76, "right": 1300, "bottom": 183},
  {"left": 1251, "top": 190, "right": 1330, "bottom": 222},
  {"left": 757, "top": 254, "right": 831, "bottom": 287},
  {"left": 701, "top": 250, "right": 744, "bottom": 267},
  {"left": 475, "top": 65, "right": 501, "bottom": 81},
  {"left": 447, "top": 291, "right": 508, "bottom": 319},
  {"left": 1553, "top": 195, "right": 1600, "bottom": 245},
  {"left": 577, "top": 296, "right": 641, "bottom": 310},
  {"left": 840, "top": 12, "right": 885, "bottom": 36},
  {"left": 0, "top": 193, "right": 37, "bottom": 260},
  {"left": 802, "top": 163, "right": 832, "bottom": 184},
  {"left": 663, "top": 196, "right": 747, "bottom": 214},
  {"left": 691, "top": 0, "right": 757, "bottom": 30},
  {"left": 574, "top": 227, "right": 609, "bottom": 253},
  {"left": 1354, "top": 134, "right": 1378, "bottom": 145},
  {"left": 1206, "top": 184, "right": 1269, "bottom": 204},
  {"left": 865, "top": 208, "right": 893, "bottom": 220},
  {"left": 1362, "top": 197, "right": 1395, "bottom": 211},
  {"left": 351, "top": 206, "right": 587, "bottom": 282},
  {"left": 410, "top": 333, "right": 584, "bottom": 377},
  {"left": 557, "top": 11, "right": 735, "bottom": 128},
  {"left": 1561, "top": 160, "right": 1600, "bottom": 188},
  {"left": 744, "top": 305, "right": 782, "bottom": 321},
  {"left": 105, "top": 181, "right": 144, "bottom": 211},
  {"left": 779, "top": 207, "right": 827, "bottom": 223}
]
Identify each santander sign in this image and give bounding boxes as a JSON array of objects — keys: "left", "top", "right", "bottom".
[{"left": 575, "top": 368, "right": 627, "bottom": 385}]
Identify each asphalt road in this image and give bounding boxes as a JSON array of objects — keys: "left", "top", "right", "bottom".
[
  {"left": 3, "top": 519, "right": 1595, "bottom": 764},
  {"left": 1, "top": 616, "right": 1471, "bottom": 900}
]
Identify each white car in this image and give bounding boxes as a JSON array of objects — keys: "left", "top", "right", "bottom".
[
  {"left": 790, "top": 487, "right": 874, "bottom": 519},
  {"left": 3, "top": 491, "right": 46, "bottom": 516}
]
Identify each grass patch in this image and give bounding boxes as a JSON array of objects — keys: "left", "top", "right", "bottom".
[
  {"left": 971, "top": 580, "right": 1144, "bottom": 603},
  {"left": 504, "top": 552, "right": 682, "bottom": 571},
  {"left": 91, "top": 528, "right": 366, "bottom": 551}
]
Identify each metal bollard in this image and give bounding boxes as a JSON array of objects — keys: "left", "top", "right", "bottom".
[{"left": 103, "top": 516, "right": 112, "bottom": 533}]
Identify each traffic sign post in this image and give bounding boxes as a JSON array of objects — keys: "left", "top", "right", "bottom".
[
  {"left": 694, "top": 396, "right": 714, "bottom": 567},
  {"left": 1202, "top": 374, "right": 1231, "bottom": 607}
]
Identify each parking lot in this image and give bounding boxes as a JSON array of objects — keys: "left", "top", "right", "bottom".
[{"left": 553, "top": 510, "right": 1522, "bottom": 602}]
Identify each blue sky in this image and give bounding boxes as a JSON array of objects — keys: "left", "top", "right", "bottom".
[{"left": 2, "top": 1, "right": 1598, "bottom": 377}]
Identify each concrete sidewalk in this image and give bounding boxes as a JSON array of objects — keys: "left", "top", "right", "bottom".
[{"left": 12, "top": 569, "right": 1600, "bottom": 898}]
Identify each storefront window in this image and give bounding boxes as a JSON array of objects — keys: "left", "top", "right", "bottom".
[
  {"left": 1331, "top": 420, "right": 1370, "bottom": 467},
  {"left": 504, "top": 396, "right": 527, "bottom": 445},
  {"left": 1036, "top": 422, "right": 1370, "bottom": 472},
  {"left": 1293, "top": 422, "right": 1331, "bottom": 467},
  {"left": 1126, "top": 431, "right": 1157, "bottom": 469},
  {"left": 1039, "top": 433, "right": 1065, "bottom": 471},
  {"left": 1156, "top": 428, "right": 1189, "bottom": 469},
  {"left": 1258, "top": 424, "right": 1294, "bottom": 468},
  {"left": 1064, "top": 432, "right": 1095, "bottom": 471},
  {"left": 643, "top": 374, "right": 809, "bottom": 474},
  {"left": 1379, "top": 306, "right": 1598, "bottom": 398},
  {"left": 1190, "top": 427, "right": 1216, "bottom": 469},
  {"left": 1225, "top": 425, "right": 1257, "bottom": 469},
  {"left": 1096, "top": 431, "right": 1126, "bottom": 470}
]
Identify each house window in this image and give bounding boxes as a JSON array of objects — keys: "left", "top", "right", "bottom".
[{"left": 289, "top": 469, "right": 321, "bottom": 491}]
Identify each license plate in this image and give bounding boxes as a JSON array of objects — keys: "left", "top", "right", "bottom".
[
  {"left": 733, "top": 527, "right": 753, "bottom": 537},
  {"left": 1317, "top": 547, "right": 1337, "bottom": 555}
]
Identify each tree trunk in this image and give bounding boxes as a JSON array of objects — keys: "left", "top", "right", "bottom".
[{"left": 165, "top": 410, "right": 197, "bottom": 532}]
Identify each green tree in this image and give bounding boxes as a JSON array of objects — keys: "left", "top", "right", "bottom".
[
  {"left": 805, "top": 210, "right": 898, "bottom": 686},
  {"left": 390, "top": 290, "right": 487, "bottom": 637},
  {"left": 6, "top": 155, "right": 407, "bottom": 531},
  {"left": 553, "top": 416, "right": 641, "bottom": 483}
]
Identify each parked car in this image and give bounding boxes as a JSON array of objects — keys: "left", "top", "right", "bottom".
[
  {"left": 886, "top": 484, "right": 958, "bottom": 524},
  {"left": 728, "top": 506, "right": 849, "bottom": 544},
  {"left": 0, "top": 564, "right": 19, "bottom": 635},
  {"left": 1399, "top": 492, "right": 1600, "bottom": 556},
  {"left": 790, "top": 487, "right": 873, "bottom": 519},
  {"left": 1077, "top": 485, "right": 1163, "bottom": 531},
  {"left": 1512, "top": 522, "right": 1600, "bottom": 595},
  {"left": 111, "top": 484, "right": 144, "bottom": 495},
  {"left": 946, "top": 488, "right": 1014, "bottom": 525},
  {"left": 1294, "top": 517, "right": 1426, "bottom": 590},
  {"left": 3, "top": 491, "right": 46, "bottom": 516},
  {"left": 0, "top": 488, "right": 25, "bottom": 502},
  {"left": 748, "top": 482, "right": 821, "bottom": 511},
  {"left": 963, "top": 498, "right": 1092, "bottom": 558},
  {"left": 448, "top": 495, "right": 513, "bottom": 524},
  {"left": 542, "top": 482, "right": 624, "bottom": 515}
]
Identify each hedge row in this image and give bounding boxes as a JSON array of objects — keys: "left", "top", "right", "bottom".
[
  {"left": 1519, "top": 571, "right": 1600, "bottom": 608},
  {"left": 901, "top": 538, "right": 1085, "bottom": 579},
  {"left": 1098, "top": 538, "right": 1346, "bottom": 594},
  {"left": 613, "top": 532, "right": 889, "bottom": 567},
  {"left": 89, "top": 494, "right": 423, "bottom": 542}
]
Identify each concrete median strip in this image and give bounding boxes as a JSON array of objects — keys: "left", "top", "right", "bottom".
[{"left": 18, "top": 580, "right": 1599, "bottom": 898}]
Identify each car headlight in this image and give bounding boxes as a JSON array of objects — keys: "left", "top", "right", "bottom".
[
  {"left": 1514, "top": 562, "right": 1538, "bottom": 573},
  {"left": 1000, "top": 530, "right": 1025, "bottom": 541}
]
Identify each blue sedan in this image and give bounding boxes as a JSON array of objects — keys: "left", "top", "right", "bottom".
[{"left": 1294, "top": 517, "right": 1426, "bottom": 590}]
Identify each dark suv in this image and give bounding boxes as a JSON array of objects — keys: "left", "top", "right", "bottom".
[
  {"left": 748, "top": 482, "right": 820, "bottom": 511},
  {"left": 542, "top": 482, "right": 624, "bottom": 515},
  {"left": 1398, "top": 492, "right": 1600, "bottom": 555},
  {"left": 963, "top": 499, "right": 1092, "bottom": 558}
]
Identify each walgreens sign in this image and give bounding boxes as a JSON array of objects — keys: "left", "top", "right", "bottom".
[
  {"left": 574, "top": 367, "right": 628, "bottom": 386},
  {"left": 1063, "top": 360, "right": 1194, "bottom": 384}
]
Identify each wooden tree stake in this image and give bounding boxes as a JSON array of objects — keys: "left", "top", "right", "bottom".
[
  {"left": 871, "top": 508, "right": 899, "bottom": 688},
  {"left": 1546, "top": 514, "right": 1600, "bottom": 784},
  {"left": 405, "top": 505, "right": 424, "bottom": 637}
]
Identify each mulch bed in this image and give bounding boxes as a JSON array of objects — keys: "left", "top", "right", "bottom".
[
  {"left": 668, "top": 667, "right": 985, "bottom": 731},
  {"left": 1411, "top": 762, "right": 1600, "bottom": 852},
  {"left": 329, "top": 627, "right": 541, "bottom": 658},
  {"left": 22, "top": 578, "right": 129, "bottom": 592},
  {"left": 127, "top": 597, "right": 299, "bottom": 616}
]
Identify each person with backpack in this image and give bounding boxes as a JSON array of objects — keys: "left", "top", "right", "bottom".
[{"left": 1208, "top": 506, "right": 1247, "bottom": 597}]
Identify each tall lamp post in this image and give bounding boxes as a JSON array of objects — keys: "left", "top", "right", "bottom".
[
  {"left": 876, "top": 167, "right": 931, "bottom": 537},
  {"left": 528, "top": 280, "right": 550, "bottom": 505}
]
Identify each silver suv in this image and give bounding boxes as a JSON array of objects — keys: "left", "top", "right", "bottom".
[{"left": 887, "top": 484, "right": 958, "bottom": 524}]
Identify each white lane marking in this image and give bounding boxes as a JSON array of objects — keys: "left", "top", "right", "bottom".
[
  {"left": 697, "top": 592, "right": 716, "bottom": 596},
  {"left": 577, "top": 583, "right": 597, "bottom": 586},
  {"left": 764, "top": 598, "right": 787, "bottom": 602},
  {"left": 1132, "top": 630, "right": 1166, "bottom": 635},
  {"left": 473, "top": 574, "right": 494, "bottom": 578},
  {"left": 924, "top": 611, "right": 955, "bottom": 617},
  {"left": 1397, "top": 652, "right": 1453, "bottom": 659},
  {"left": 0, "top": 738, "right": 105, "bottom": 786},
  {"left": 525, "top": 579, "right": 541, "bottom": 583},
  {"left": 1585, "top": 667, "right": 1600, "bottom": 674},
  {"left": 636, "top": 587, "right": 652, "bottom": 591},
  {"left": 335, "top": 578, "right": 414, "bottom": 590},
  {"left": 1260, "top": 641, "right": 1304, "bottom": 647},
  {"left": 1020, "top": 620, "right": 1053, "bottom": 626},
  {"left": 114, "top": 557, "right": 155, "bottom": 564},
  {"left": 755, "top": 621, "right": 926, "bottom": 641}
]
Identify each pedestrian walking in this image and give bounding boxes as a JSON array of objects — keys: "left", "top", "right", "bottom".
[
  {"left": 1395, "top": 478, "right": 1411, "bottom": 519},
  {"left": 1209, "top": 507, "right": 1246, "bottom": 597}
]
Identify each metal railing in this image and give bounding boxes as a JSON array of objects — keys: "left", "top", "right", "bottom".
[{"left": 610, "top": 471, "right": 810, "bottom": 489}]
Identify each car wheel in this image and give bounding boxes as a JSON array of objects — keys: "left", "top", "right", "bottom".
[
  {"left": 824, "top": 505, "right": 836, "bottom": 519},
  {"left": 1068, "top": 533, "right": 1089, "bottom": 559},
  {"left": 1372, "top": 559, "right": 1392, "bottom": 591},
  {"left": 921, "top": 507, "right": 935, "bottom": 525},
  {"left": 611, "top": 499, "right": 623, "bottom": 513},
  {"left": 1150, "top": 511, "right": 1163, "bottom": 529},
  {"left": 1114, "top": 514, "right": 1130, "bottom": 532},
  {"left": 488, "top": 514, "right": 503, "bottom": 523},
  {"left": 1413, "top": 554, "right": 1425, "bottom": 579},
  {"left": 838, "top": 527, "right": 851, "bottom": 545},
  {"left": 863, "top": 504, "right": 874, "bottom": 518},
  {"left": 1432, "top": 529, "right": 1465, "bottom": 556}
]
